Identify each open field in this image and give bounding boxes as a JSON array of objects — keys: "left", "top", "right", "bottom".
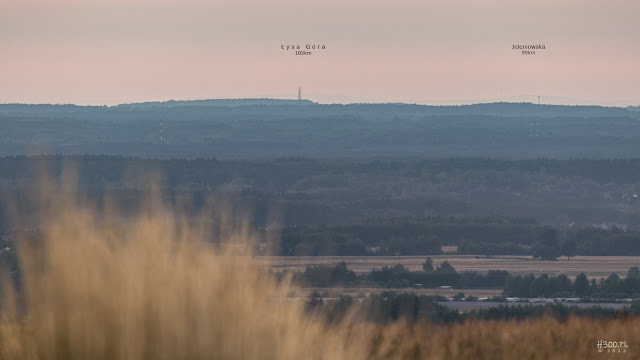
[{"left": 255, "top": 255, "right": 640, "bottom": 280}]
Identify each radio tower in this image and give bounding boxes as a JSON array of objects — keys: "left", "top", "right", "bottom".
[
  {"left": 538, "top": 96, "right": 541, "bottom": 105},
  {"left": 298, "top": 87, "right": 302, "bottom": 101},
  {"left": 160, "top": 110, "right": 166, "bottom": 142}
]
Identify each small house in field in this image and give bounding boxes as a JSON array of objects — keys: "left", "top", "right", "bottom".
[
  {"left": 438, "top": 285, "right": 453, "bottom": 290},
  {"left": 413, "top": 284, "right": 423, "bottom": 289}
]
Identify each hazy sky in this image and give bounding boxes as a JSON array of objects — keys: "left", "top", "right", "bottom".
[{"left": 2, "top": 0, "right": 639, "bottom": 106}]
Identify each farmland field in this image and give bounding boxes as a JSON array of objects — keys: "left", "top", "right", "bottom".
[{"left": 255, "top": 255, "right": 640, "bottom": 280}]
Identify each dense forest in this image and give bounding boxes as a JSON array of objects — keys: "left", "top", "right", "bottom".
[
  {"left": 2, "top": 102, "right": 640, "bottom": 159},
  {"left": 2, "top": 102, "right": 640, "bottom": 259},
  {"left": 1, "top": 155, "right": 639, "bottom": 227},
  {"left": 278, "top": 219, "right": 640, "bottom": 256},
  {"left": 2, "top": 155, "right": 640, "bottom": 256}
]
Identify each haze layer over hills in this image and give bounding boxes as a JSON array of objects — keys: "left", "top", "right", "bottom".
[{"left": 2, "top": 100, "right": 640, "bottom": 159}]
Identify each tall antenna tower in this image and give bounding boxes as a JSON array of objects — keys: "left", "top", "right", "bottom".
[
  {"left": 298, "top": 87, "right": 302, "bottom": 101},
  {"left": 538, "top": 96, "right": 541, "bottom": 105}
]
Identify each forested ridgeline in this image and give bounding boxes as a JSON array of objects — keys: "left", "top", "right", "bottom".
[
  {"left": 1, "top": 101, "right": 633, "bottom": 116},
  {"left": 2, "top": 102, "right": 640, "bottom": 159}
]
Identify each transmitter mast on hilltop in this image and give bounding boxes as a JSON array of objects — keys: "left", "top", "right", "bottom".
[{"left": 298, "top": 87, "right": 302, "bottom": 101}]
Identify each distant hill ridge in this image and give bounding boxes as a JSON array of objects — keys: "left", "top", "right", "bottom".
[
  {"left": 2, "top": 99, "right": 640, "bottom": 159},
  {"left": 0, "top": 100, "right": 637, "bottom": 117},
  {"left": 116, "top": 98, "right": 317, "bottom": 108}
]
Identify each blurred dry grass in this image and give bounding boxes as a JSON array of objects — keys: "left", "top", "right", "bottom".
[{"left": 0, "top": 171, "right": 638, "bottom": 359}]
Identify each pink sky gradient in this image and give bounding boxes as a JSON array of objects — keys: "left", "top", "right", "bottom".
[{"left": 1, "top": 0, "right": 639, "bottom": 106}]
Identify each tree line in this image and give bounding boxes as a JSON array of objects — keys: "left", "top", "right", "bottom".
[
  {"left": 286, "top": 259, "right": 507, "bottom": 289},
  {"left": 277, "top": 219, "right": 640, "bottom": 257},
  {"left": 285, "top": 261, "right": 640, "bottom": 299},
  {"left": 305, "top": 292, "right": 640, "bottom": 325},
  {"left": 504, "top": 267, "right": 640, "bottom": 299}
]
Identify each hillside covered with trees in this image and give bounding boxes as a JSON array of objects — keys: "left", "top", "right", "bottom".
[{"left": 2, "top": 102, "right": 640, "bottom": 159}]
